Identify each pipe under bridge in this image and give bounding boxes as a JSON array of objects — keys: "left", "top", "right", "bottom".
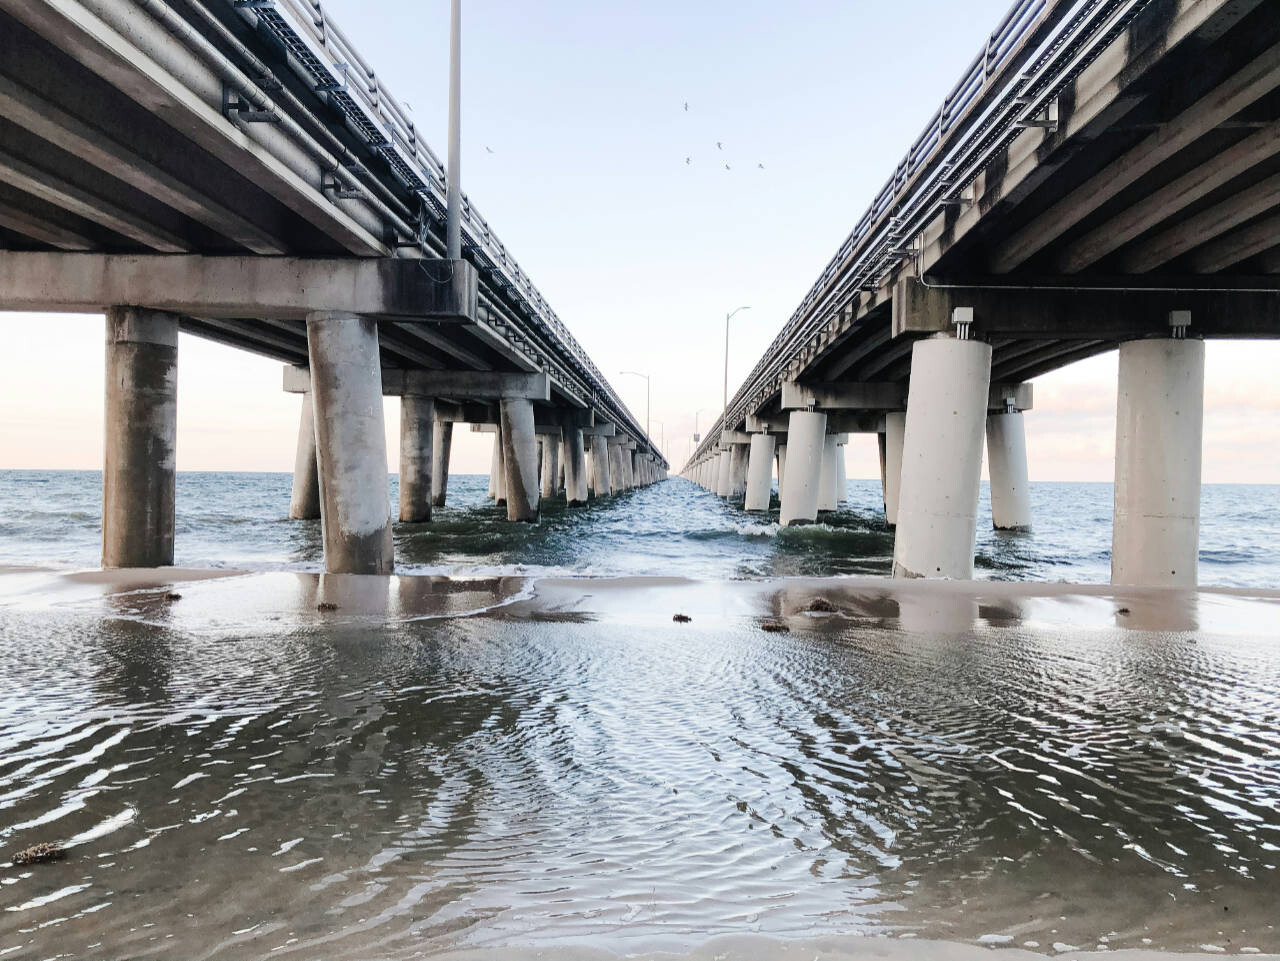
[
  {"left": 0, "top": 0, "right": 667, "bottom": 574},
  {"left": 685, "top": 0, "right": 1280, "bottom": 588}
]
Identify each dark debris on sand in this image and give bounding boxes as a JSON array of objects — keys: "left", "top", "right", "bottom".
[
  {"left": 760, "top": 621, "right": 790, "bottom": 633},
  {"left": 317, "top": 602, "right": 339, "bottom": 612},
  {"left": 12, "top": 842, "right": 66, "bottom": 866},
  {"left": 672, "top": 614, "right": 692, "bottom": 623},
  {"left": 165, "top": 592, "right": 182, "bottom": 601},
  {"left": 807, "top": 597, "right": 836, "bottom": 613}
]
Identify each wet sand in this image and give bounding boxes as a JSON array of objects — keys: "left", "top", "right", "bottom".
[{"left": 2, "top": 566, "right": 1278, "bottom": 960}]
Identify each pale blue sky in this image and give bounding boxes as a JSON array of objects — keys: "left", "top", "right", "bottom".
[{"left": 2, "top": 0, "right": 1278, "bottom": 481}]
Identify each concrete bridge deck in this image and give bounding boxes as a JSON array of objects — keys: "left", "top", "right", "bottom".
[
  {"left": 685, "top": 0, "right": 1280, "bottom": 587},
  {"left": 0, "top": 0, "right": 667, "bottom": 573}
]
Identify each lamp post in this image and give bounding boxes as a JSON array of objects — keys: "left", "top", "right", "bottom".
[
  {"left": 723, "top": 305, "right": 751, "bottom": 421},
  {"left": 620, "top": 370, "right": 650, "bottom": 440},
  {"left": 445, "top": 0, "right": 462, "bottom": 260}
]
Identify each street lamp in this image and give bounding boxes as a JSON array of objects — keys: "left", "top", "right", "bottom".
[
  {"left": 723, "top": 305, "right": 751, "bottom": 420},
  {"left": 620, "top": 370, "right": 650, "bottom": 440},
  {"left": 693, "top": 407, "right": 711, "bottom": 443},
  {"left": 445, "top": 0, "right": 462, "bottom": 260}
]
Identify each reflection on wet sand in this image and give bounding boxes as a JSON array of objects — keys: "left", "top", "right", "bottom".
[{"left": 0, "top": 568, "right": 1278, "bottom": 959}]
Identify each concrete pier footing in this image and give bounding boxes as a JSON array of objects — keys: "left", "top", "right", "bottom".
[
  {"left": 590, "top": 435, "right": 612, "bottom": 497},
  {"left": 776, "top": 444, "right": 787, "bottom": 503},
  {"left": 986, "top": 411, "right": 1032, "bottom": 531},
  {"left": 488, "top": 434, "right": 500, "bottom": 500},
  {"left": 818, "top": 435, "right": 838, "bottom": 511},
  {"left": 306, "top": 311, "right": 394, "bottom": 575},
  {"left": 1112, "top": 337, "right": 1204, "bottom": 587},
  {"left": 745, "top": 433, "right": 776, "bottom": 511},
  {"left": 893, "top": 336, "right": 992, "bottom": 580},
  {"left": 102, "top": 307, "right": 178, "bottom": 568},
  {"left": 835, "top": 438, "right": 847, "bottom": 504},
  {"left": 500, "top": 398, "right": 539, "bottom": 522},
  {"left": 398, "top": 393, "right": 435, "bottom": 523},
  {"left": 289, "top": 391, "right": 321, "bottom": 520},
  {"left": 564, "top": 429, "right": 589, "bottom": 505},
  {"left": 432, "top": 420, "right": 452, "bottom": 508},
  {"left": 780, "top": 410, "right": 827, "bottom": 526}
]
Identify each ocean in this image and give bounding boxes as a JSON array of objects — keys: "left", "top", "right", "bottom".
[{"left": 1, "top": 469, "right": 1278, "bottom": 587}]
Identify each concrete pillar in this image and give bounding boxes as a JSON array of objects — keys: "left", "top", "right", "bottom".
[
  {"left": 487, "top": 433, "right": 500, "bottom": 500},
  {"left": 1112, "top": 338, "right": 1204, "bottom": 587},
  {"left": 776, "top": 443, "right": 787, "bottom": 503},
  {"left": 398, "top": 393, "right": 435, "bottom": 523},
  {"left": 289, "top": 391, "right": 321, "bottom": 520},
  {"left": 728, "top": 444, "right": 750, "bottom": 501},
  {"left": 432, "top": 420, "right": 452, "bottom": 508},
  {"left": 986, "top": 411, "right": 1032, "bottom": 531},
  {"left": 564, "top": 429, "right": 588, "bottom": 505},
  {"left": 500, "top": 399, "right": 539, "bottom": 522},
  {"left": 893, "top": 336, "right": 991, "bottom": 580},
  {"left": 835, "top": 438, "right": 847, "bottom": 504},
  {"left": 713, "top": 450, "right": 730, "bottom": 497},
  {"left": 780, "top": 410, "right": 827, "bottom": 526},
  {"left": 102, "top": 307, "right": 178, "bottom": 568},
  {"left": 745, "top": 433, "right": 776, "bottom": 512},
  {"left": 591, "top": 435, "right": 612, "bottom": 497},
  {"left": 882, "top": 411, "right": 905, "bottom": 528},
  {"left": 818, "top": 434, "right": 838, "bottom": 511},
  {"left": 306, "top": 311, "right": 393, "bottom": 575},
  {"left": 540, "top": 434, "right": 561, "bottom": 500}
]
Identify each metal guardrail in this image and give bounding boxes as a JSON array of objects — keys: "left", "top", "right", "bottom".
[
  {"left": 686, "top": 0, "right": 1153, "bottom": 469},
  {"left": 228, "top": 0, "right": 663, "bottom": 463}
]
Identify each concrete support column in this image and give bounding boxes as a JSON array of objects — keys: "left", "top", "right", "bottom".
[
  {"left": 432, "top": 420, "right": 452, "bottom": 509},
  {"left": 745, "top": 433, "right": 776, "bottom": 512},
  {"left": 881, "top": 411, "right": 905, "bottom": 528},
  {"left": 893, "top": 336, "right": 991, "bottom": 580},
  {"left": 780, "top": 410, "right": 827, "bottom": 526},
  {"left": 728, "top": 444, "right": 750, "bottom": 501},
  {"left": 398, "top": 393, "right": 435, "bottom": 523},
  {"left": 289, "top": 391, "right": 321, "bottom": 520},
  {"left": 590, "top": 435, "right": 612, "bottom": 497},
  {"left": 776, "top": 443, "right": 787, "bottom": 503},
  {"left": 488, "top": 433, "right": 501, "bottom": 500},
  {"left": 1112, "top": 338, "right": 1204, "bottom": 587},
  {"left": 986, "top": 411, "right": 1032, "bottom": 531},
  {"left": 715, "top": 449, "right": 732, "bottom": 497},
  {"left": 540, "top": 435, "right": 561, "bottom": 500},
  {"left": 564, "top": 429, "right": 588, "bottom": 505},
  {"left": 500, "top": 399, "right": 540, "bottom": 522},
  {"left": 306, "top": 311, "right": 394, "bottom": 575},
  {"left": 103, "top": 307, "right": 178, "bottom": 568},
  {"left": 818, "top": 434, "right": 838, "bottom": 511},
  {"left": 835, "top": 438, "right": 847, "bottom": 504}
]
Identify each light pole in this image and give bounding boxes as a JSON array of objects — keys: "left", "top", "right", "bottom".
[
  {"left": 445, "top": 0, "right": 462, "bottom": 260},
  {"left": 693, "top": 407, "right": 711, "bottom": 442},
  {"left": 620, "top": 370, "right": 650, "bottom": 440},
  {"left": 723, "top": 305, "right": 751, "bottom": 421}
]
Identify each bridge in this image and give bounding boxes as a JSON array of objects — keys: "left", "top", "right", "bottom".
[
  {"left": 0, "top": 0, "right": 666, "bottom": 574},
  {"left": 683, "top": 0, "right": 1280, "bottom": 587}
]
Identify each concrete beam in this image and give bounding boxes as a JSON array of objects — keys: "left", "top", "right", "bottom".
[
  {"left": 746, "top": 413, "right": 790, "bottom": 433},
  {"left": 891, "top": 276, "right": 1280, "bottom": 340},
  {"left": 534, "top": 407, "right": 594, "bottom": 429},
  {"left": 781, "top": 381, "right": 905, "bottom": 411},
  {"left": 580, "top": 422, "right": 617, "bottom": 437},
  {"left": 435, "top": 400, "right": 495, "bottom": 424},
  {"left": 0, "top": 252, "right": 478, "bottom": 322},
  {"left": 286, "top": 366, "right": 549, "bottom": 402},
  {"left": 989, "top": 383, "right": 1033, "bottom": 413}
]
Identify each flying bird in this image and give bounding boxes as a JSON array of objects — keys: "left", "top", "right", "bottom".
[
  {"left": 683, "top": 101, "right": 689, "bottom": 111},
  {"left": 485, "top": 146, "right": 495, "bottom": 154},
  {"left": 716, "top": 141, "right": 723, "bottom": 150},
  {"left": 685, "top": 156, "right": 692, "bottom": 165},
  {"left": 724, "top": 163, "right": 731, "bottom": 171},
  {"left": 757, "top": 163, "right": 765, "bottom": 169}
]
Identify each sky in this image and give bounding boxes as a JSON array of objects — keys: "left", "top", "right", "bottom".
[{"left": 2, "top": 0, "right": 1278, "bottom": 483}]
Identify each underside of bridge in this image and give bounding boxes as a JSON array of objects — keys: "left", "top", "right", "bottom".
[{"left": 690, "top": 0, "right": 1280, "bottom": 590}]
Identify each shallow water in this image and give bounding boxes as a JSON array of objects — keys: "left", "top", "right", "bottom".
[
  {"left": 0, "top": 575, "right": 1278, "bottom": 958},
  {"left": 1, "top": 471, "right": 1278, "bottom": 587}
]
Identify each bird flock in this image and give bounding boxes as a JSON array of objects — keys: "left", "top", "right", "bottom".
[{"left": 683, "top": 101, "right": 765, "bottom": 172}]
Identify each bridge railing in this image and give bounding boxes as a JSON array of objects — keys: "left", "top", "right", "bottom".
[
  {"left": 234, "top": 0, "right": 663, "bottom": 462},
  {"left": 688, "top": 0, "right": 1150, "bottom": 468}
]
